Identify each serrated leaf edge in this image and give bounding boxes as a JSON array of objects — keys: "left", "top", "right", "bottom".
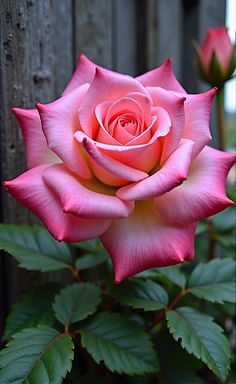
[
  {"left": 0, "top": 326, "right": 74, "bottom": 383},
  {"left": 166, "top": 310, "right": 231, "bottom": 382}
]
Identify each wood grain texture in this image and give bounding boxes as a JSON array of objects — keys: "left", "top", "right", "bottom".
[
  {"left": 113, "top": 0, "right": 137, "bottom": 75},
  {"left": 0, "top": 0, "right": 74, "bottom": 334},
  {"left": 147, "top": 0, "right": 183, "bottom": 80},
  {"left": 74, "top": 0, "right": 113, "bottom": 68}
]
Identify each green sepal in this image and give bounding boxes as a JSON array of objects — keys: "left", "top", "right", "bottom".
[{"left": 209, "top": 51, "right": 224, "bottom": 86}]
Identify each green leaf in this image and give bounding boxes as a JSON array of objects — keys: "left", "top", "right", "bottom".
[
  {"left": 3, "top": 283, "right": 62, "bottom": 342},
  {"left": 196, "top": 221, "right": 208, "bottom": 235},
  {"left": 207, "top": 207, "right": 236, "bottom": 233},
  {"left": 72, "top": 238, "right": 100, "bottom": 252},
  {"left": 188, "top": 258, "right": 236, "bottom": 304},
  {"left": 137, "top": 265, "right": 186, "bottom": 289},
  {"left": 80, "top": 312, "right": 159, "bottom": 375},
  {"left": 217, "top": 232, "right": 236, "bottom": 248},
  {"left": 157, "top": 266, "right": 186, "bottom": 288},
  {"left": 0, "top": 326, "right": 74, "bottom": 384},
  {"left": 0, "top": 224, "right": 73, "bottom": 271},
  {"left": 75, "top": 251, "right": 108, "bottom": 270},
  {"left": 53, "top": 283, "right": 102, "bottom": 326},
  {"left": 111, "top": 279, "right": 168, "bottom": 311},
  {"left": 166, "top": 307, "right": 231, "bottom": 382}
]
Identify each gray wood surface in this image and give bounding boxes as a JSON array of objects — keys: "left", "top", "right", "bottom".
[
  {"left": 0, "top": 0, "right": 227, "bottom": 336},
  {"left": 0, "top": 0, "right": 74, "bottom": 336},
  {"left": 74, "top": 0, "right": 113, "bottom": 68}
]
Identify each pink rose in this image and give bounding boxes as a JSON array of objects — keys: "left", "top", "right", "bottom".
[
  {"left": 4, "top": 55, "right": 235, "bottom": 282},
  {"left": 196, "top": 27, "right": 236, "bottom": 85}
]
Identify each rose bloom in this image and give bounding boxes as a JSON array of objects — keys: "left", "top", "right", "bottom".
[
  {"left": 197, "top": 27, "right": 235, "bottom": 85},
  {"left": 4, "top": 55, "right": 235, "bottom": 282}
]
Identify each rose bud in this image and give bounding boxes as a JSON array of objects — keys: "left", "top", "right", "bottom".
[
  {"left": 195, "top": 27, "right": 236, "bottom": 87},
  {"left": 3, "top": 55, "right": 236, "bottom": 282}
]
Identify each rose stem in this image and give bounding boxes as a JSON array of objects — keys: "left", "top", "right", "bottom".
[{"left": 145, "top": 289, "right": 189, "bottom": 331}]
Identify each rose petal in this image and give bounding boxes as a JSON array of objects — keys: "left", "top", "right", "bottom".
[
  {"left": 117, "top": 138, "right": 195, "bottom": 200},
  {"left": 126, "top": 92, "right": 152, "bottom": 125},
  {"left": 101, "top": 200, "right": 197, "bottom": 283},
  {"left": 3, "top": 165, "right": 111, "bottom": 242},
  {"left": 128, "top": 107, "right": 171, "bottom": 146},
  {"left": 136, "top": 58, "right": 187, "bottom": 94},
  {"left": 36, "top": 84, "right": 91, "bottom": 178},
  {"left": 95, "top": 100, "right": 121, "bottom": 145},
  {"left": 63, "top": 54, "right": 121, "bottom": 96},
  {"left": 43, "top": 163, "right": 134, "bottom": 219},
  {"left": 201, "top": 27, "right": 234, "bottom": 72},
  {"left": 96, "top": 97, "right": 145, "bottom": 145},
  {"left": 75, "top": 132, "right": 148, "bottom": 185},
  {"left": 104, "top": 97, "right": 144, "bottom": 131},
  {"left": 111, "top": 117, "right": 139, "bottom": 145},
  {"left": 127, "top": 116, "right": 156, "bottom": 146},
  {"left": 155, "top": 146, "right": 236, "bottom": 224},
  {"left": 182, "top": 88, "right": 217, "bottom": 158},
  {"left": 75, "top": 131, "right": 161, "bottom": 173},
  {"left": 79, "top": 67, "right": 149, "bottom": 138},
  {"left": 147, "top": 87, "right": 186, "bottom": 164},
  {"left": 12, "top": 108, "right": 59, "bottom": 169},
  {"left": 63, "top": 54, "right": 96, "bottom": 95}
]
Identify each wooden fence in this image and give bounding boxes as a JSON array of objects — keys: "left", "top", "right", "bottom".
[{"left": 0, "top": 0, "right": 226, "bottom": 337}]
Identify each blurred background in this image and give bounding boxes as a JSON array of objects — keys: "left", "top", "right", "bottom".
[
  {"left": 0, "top": 0, "right": 235, "bottom": 338},
  {"left": 225, "top": 0, "right": 236, "bottom": 151}
]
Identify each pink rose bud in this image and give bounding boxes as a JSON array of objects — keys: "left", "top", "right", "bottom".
[
  {"left": 3, "top": 55, "right": 236, "bottom": 282},
  {"left": 195, "top": 27, "right": 236, "bottom": 87}
]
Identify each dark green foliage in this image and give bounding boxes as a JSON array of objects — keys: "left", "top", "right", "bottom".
[
  {"left": 0, "top": 224, "right": 72, "bottom": 271},
  {"left": 80, "top": 312, "right": 159, "bottom": 375},
  {"left": 188, "top": 258, "right": 236, "bottom": 303},
  {"left": 166, "top": 307, "right": 231, "bottom": 382},
  {"left": 0, "top": 327, "right": 74, "bottom": 384},
  {"left": 3, "top": 283, "right": 62, "bottom": 342},
  {"left": 53, "top": 283, "right": 102, "bottom": 326},
  {"left": 111, "top": 279, "right": 168, "bottom": 311}
]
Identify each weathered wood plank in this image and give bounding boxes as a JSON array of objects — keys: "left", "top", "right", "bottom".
[
  {"left": 0, "top": 0, "right": 74, "bottom": 334},
  {"left": 147, "top": 0, "right": 183, "bottom": 80},
  {"left": 112, "top": 0, "right": 137, "bottom": 75},
  {"left": 181, "top": 0, "right": 200, "bottom": 93},
  {"left": 74, "top": 0, "right": 113, "bottom": 68}
]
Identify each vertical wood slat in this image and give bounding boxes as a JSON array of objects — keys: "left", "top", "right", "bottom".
[
  {"left": 147, "top": 0, "right": 183, "bottom": 80},
  {"left": 113, "top": 0, "right": 137, "bottom": 76},
  {"left": 74, "top": 0, "right": 113, "bottom": 68},
  {"left": 0, "top": 0, "right": 74, "bottom": 336},
  {"left": 74, "top": 0, "right": 138, "bottom": 74}
]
